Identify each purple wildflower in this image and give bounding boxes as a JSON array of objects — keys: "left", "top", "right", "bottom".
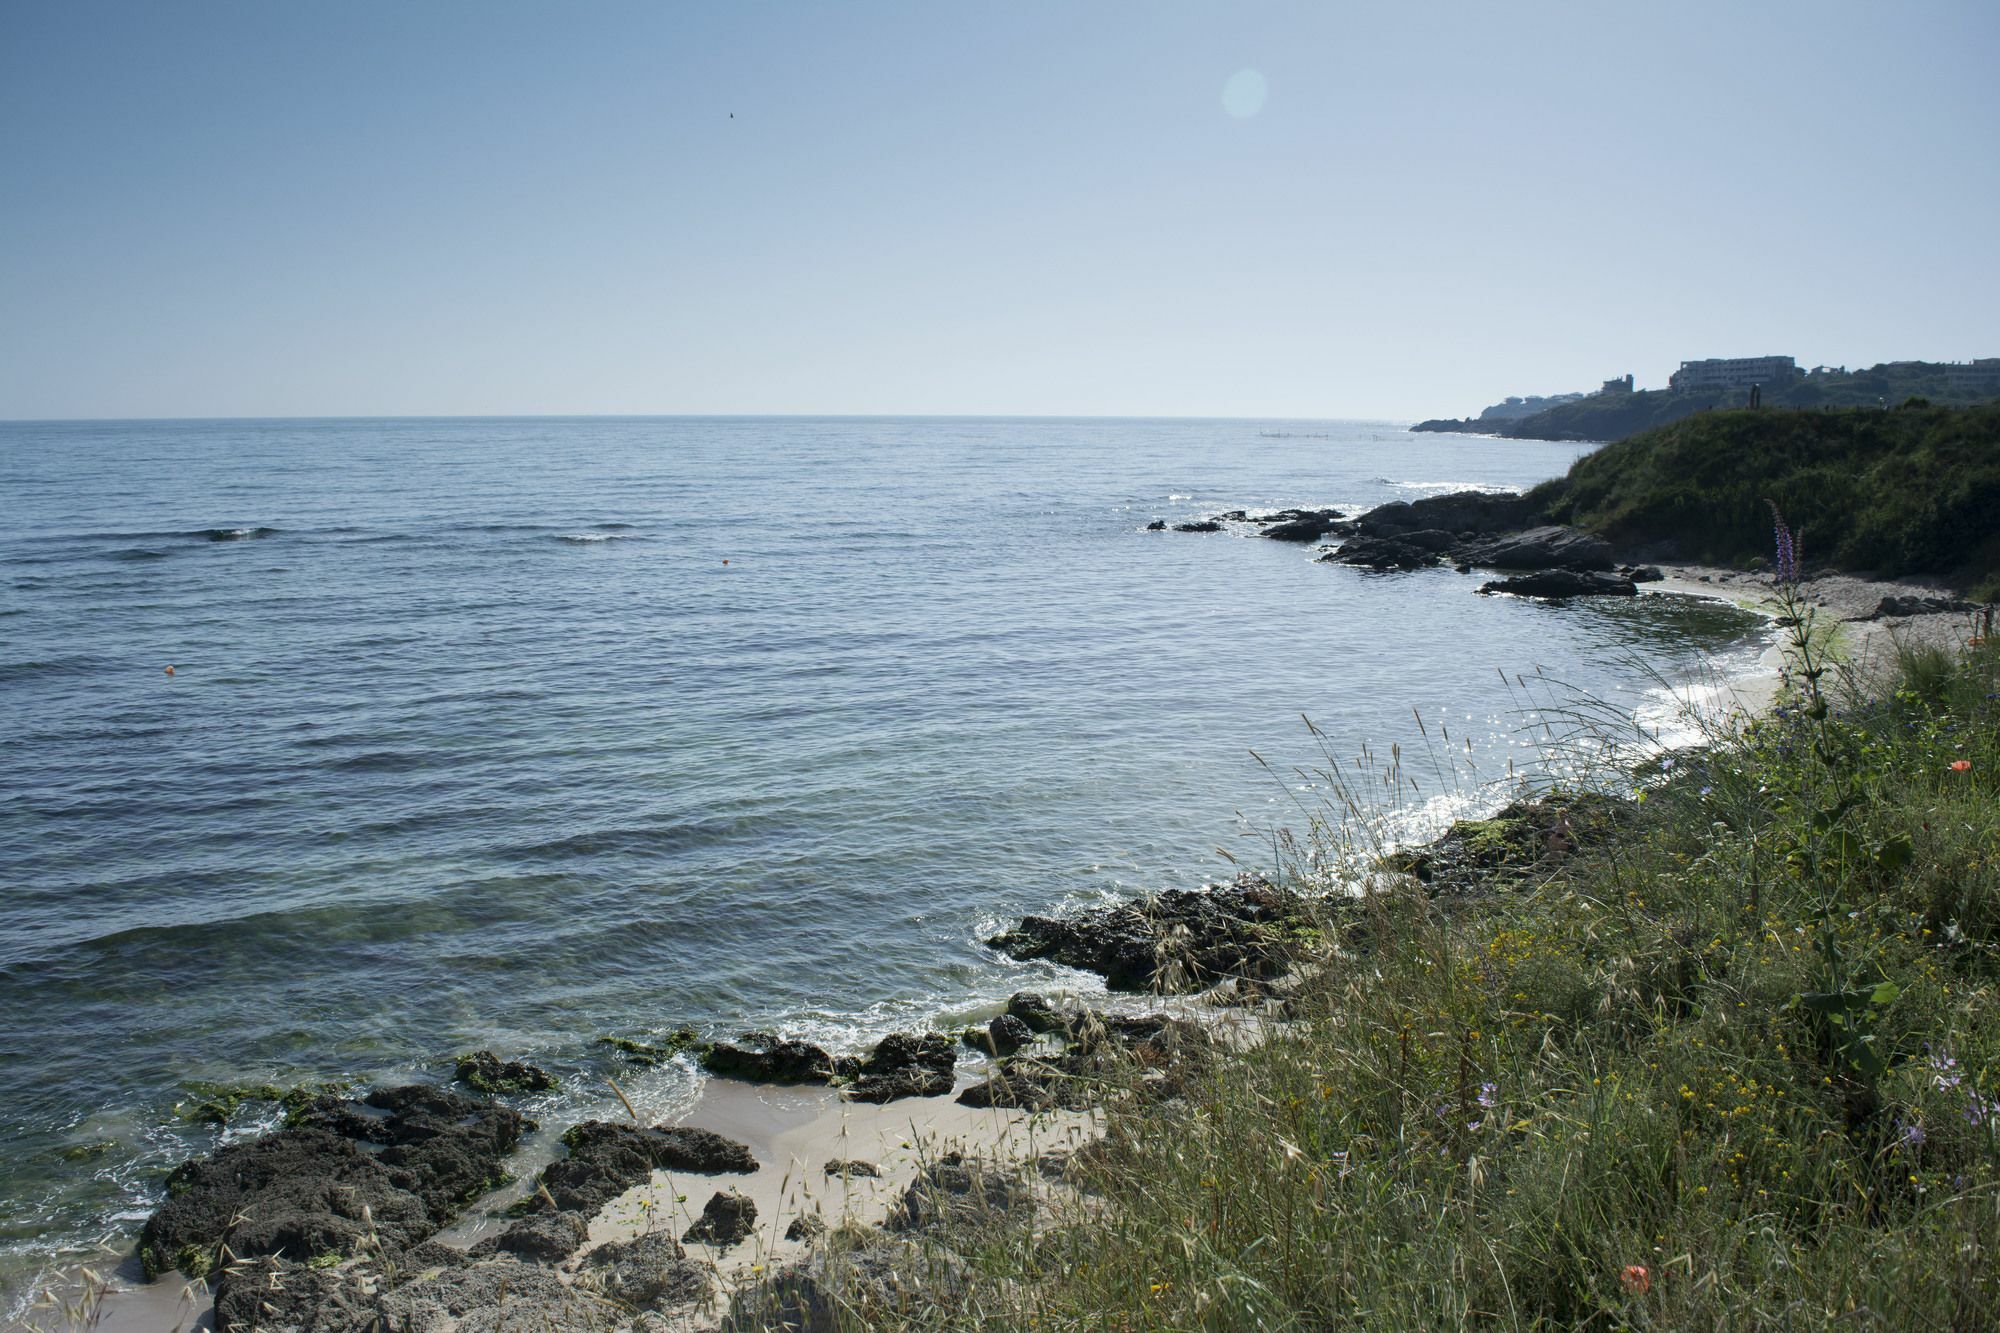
[
  {"left": 1968, "top": 1093, "right": 1999, "bottom": 1128},
  {"left": 1767, "top": 500, "right": 1801, "bottom": 585},
  {"left": 1897, "top": 1121, "right": 1925, "bottom": 1150},
  {"left": 1477, "top": 1081, "right": 1498, "bottom": 1109},
  {"left": 1930, "top": 1054, "right": 1962, "bottom": 1090}
]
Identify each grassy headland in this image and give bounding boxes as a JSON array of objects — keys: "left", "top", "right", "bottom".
[
  {"left": 1417, "top": 363, "right": 2000, "bottom": 443},
  {"left": 910, "top": 626, "right": 2000, "bottom": 1327},
  {"left": 1527, "top": 403, "right": 2000, "bottom": 599}
]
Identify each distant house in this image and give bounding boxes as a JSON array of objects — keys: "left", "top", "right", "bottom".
[
  {"left": 1668, "top": 356, "right": 1802, "bottom": 393},
  {"left": 1943, "top": 358, "right": 2000, "bottom": 393},
  {"left": 1599, "top": 374, "right": 1634, "bottom": 395}
]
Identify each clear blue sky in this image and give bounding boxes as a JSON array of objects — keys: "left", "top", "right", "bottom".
[{"left": 2, "top": 1, "right": 1994, "bottom": 420}]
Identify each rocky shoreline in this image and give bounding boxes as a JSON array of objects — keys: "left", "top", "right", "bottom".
[{"left": 40, "top": 489, "right": 1992, "bottom": 1332}]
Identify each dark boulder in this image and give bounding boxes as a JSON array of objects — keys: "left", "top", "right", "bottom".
[
  {"left": 1356, "top": 490, "right": 1533, "bottom": 537},
  {"left": 1258, "top": 508, "right": 1345, "bottom": 543},
  {"left": 533, "top": 1121, "right": 754, "bottom": 1217},
  {"left": 985, "top": 1013, "right": 1034, "bottom": 1056},
  {"left": 987, "top": 876, "right": 1309, "bottom": 992},
  {"left": 1321, "top": 531, "right": 1453, "bottom": 571},
  {"left": 1870, "top": 593, "right": 1976, "bottom": 619},
  {"left": 1005, "top": 992, "right": 1065, "bottom": 1033},
  {"left": 956, "top": 1056, "right": 1092, "bottom": 1112},
  {"left": 886, "top": 1154, "right": 1033, "bottom": 1234},
  {"left": 824, "top": 1158, "right": 881, "bottom": 1178},
  {"left": 1622, "top": 565, "right": 1665, "bottom": 583},
  {"left": 721, "top": 1240, "right": 968, "bottom": 1333},
  {"left": 1171, "top": 520, "right": 1222, "bottom": 533},
  {"left": 684, "top": 1189, "right": 758, "bottom": 1248},
  {"left": 838, "top": 1032, "right": 956, "bottom": 1103},
  {"left": 785, "top": 1213, "right": 827, "bottom": 1241},
  {"left": 1143, "top": 519, "right": 1166, "bottom": 531},
  {"left": 1479, "top": 570, "right": 1637, "bottom": 599},
  {"left": 489, "top": 1210, "right": 589, "bottom": 1263},
  {"left": 1456, "top": 525, "right": 1614, "bottom": 572},
  {"left": 377, "top": 1257, "right": 622, "bottom": 1330},
  {"left": 577, "top": 1232, "right": 711, "bottom": 1311},
  {"left": 702, "top": 1033, "right": 839, "bottom": 1085},
  {"left": 453, "top": 1050, "right": 558, "bottom": 1095},
  {"left": 211, "top": 1256, "right": 382, "bottom": 1332},
  {"left": 141, "top": 1085, "right": 529, "bottom": 1281}
]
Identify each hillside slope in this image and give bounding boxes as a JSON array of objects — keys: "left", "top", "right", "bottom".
[{"left": 1528, "top": 404, "right": 2000, "bottom": 595}]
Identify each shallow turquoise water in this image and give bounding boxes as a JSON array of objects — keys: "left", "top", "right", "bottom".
[{"left": 0, "top": 416, "right": 1766, "bottom": 1284}]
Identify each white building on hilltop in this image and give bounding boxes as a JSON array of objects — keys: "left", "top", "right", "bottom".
[{"left": 1668, "top": 356, "right": 1802, "bottom": 393}]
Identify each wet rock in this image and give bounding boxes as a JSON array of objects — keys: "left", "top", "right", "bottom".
[
  {"left": 357, "top": 1086, "right": 532, "bottom": 1222},
  {"left": 684, "top": 1190, "right": 758, "bottom": 1248},
  {"left": 1382, "top": 793, "right": 1627, "bottom": 895},
  {"left": 1172, "top": 520, "right": 1222, "bottom": 533},
  {"left": 1143, "top": 519, "right": 1166, "bottom": 531},
  {"left": 1320, "top": 532, "right": 1450, "bottom": 571},
  {"left": 453, "top": 1051, "right": 559, "bottom": 1095},
  {"left": 838, "top": 1032, "right": 956, "bottom": 1102},
  {"left": 577, "top": 1232, "right": 711, "bottom": 1311},
  {"left": 534, "top": 1121, "right": 755, "bottom": 1217},
  {"left": 823, "top": 1158, "right": 880, "bottom": 1178},
  {"left": 1478, "top": 570, "right": 1637, "bottom": 599},
  {"left": 959, "top": 1013, "right": 1217, "bottom": 1112},
  {"left": 886, "top": 1154, "right": 1032, "bottom": 1234},
  {"left": 1005, "top": 992, "right": 1065, "bottom": 1033},
  {"left": 955, "top": 1056, "right": 1091, "bottom": 1112},
  {"left": 985, "top": 1013, "right": 1034, "bottom": 1056},
  {"left": 143, "top": 1120, "right": 433, "bottom": 1280},
  {"left": 490, "top": 1209, "right": 590, "bottom": 1263},
  {"left": 596, "top": 1030, "right": 703, "bottom": 1067},
  {"left": 1259, "top": 509, "right": 1345, "bottom": 542},
  {"left": 1623, "top": 565, "right": 1666, "bottom": 583},
  {"left": 702, "top": 1032, "right": 838, "bottom": 1085},
  {"left": 987, "top": 875, "right": 1309, "bottom": 992},
  {"left": 1456, "top": 525, "right": 1614, "bottom": 572},
  {"left": 722, "top": 1239, "right": 968, "bottom": 1332},
  {"left": 785, "top": 1213, "right": 826, "bottom": 1241}
]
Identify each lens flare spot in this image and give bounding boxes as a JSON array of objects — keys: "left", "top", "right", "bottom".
[{"left": 1222, "top": 68, "right": 1268, "bottom": 119}]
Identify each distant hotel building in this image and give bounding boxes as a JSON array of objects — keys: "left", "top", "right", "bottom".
[
  {"left": 1668, "top": 356, "right": 1802, "bottom": 393},
  {"left": 1943, "top": 358, "right": 2000, "bottom": 392}
]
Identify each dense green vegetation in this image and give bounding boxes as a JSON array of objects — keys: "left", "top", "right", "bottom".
[
  {"left": 1417, "top": 363, "right": 2000, "bottom": 443},
  {"left": 902, "top": 628, "right": 2000, "bottom": 1328},
  {"left": 1529, "top": 403, "right": 2000, "bottom": 597}
]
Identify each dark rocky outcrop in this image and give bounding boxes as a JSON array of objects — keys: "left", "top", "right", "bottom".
[
  {"left": 1258, "top": 508, "right": 1345, "bottom": 543},
  {"left": 836, "top": 1032, "right": 957, "bottom": 1103},
  {"left": 1354, "top": 491, "right": 1533, "bottom": 538},
  {"left": 533, "top": 1121, "right": 755, "bottom": 1217},
  {"left": 721, "top": 1239, "right": 969, "bottom": 1332},
  {"left": 1479, "top": 570, "right": 1638, "bottom": 599},
  {"left": 1143, "top": 519, "right": 1166, "bottom": 531},
  {"left": 684, "top": 1189, "right": 758, "bottom": 1248},
  {"left": 702, "top": 1032, "right": 840, "bottom": 1085},
  {"left": 576, "top": 1232, "right": 712, "bottom": 1311},
  {"left": 140, "top": 1085, "right": 530, "bottom": 1281},
  {"left": 1869, "top": 593, "right": 1977, "bottom": 619},
  {"left": 453, "top": 1050, "right": 558, "bottom": 1095},
  {"left": 1455, "top": 525, "right": 1614, "bottom": 572},
  {"left": 1382, "top": 793, "right": 1628, "bottom": 895},
  {"left": 596, "top": 1029, "right": 703, "bottom": 1067},
  {"left": 886, "top": 1154, "right": 1033, "bottom": 1234},
  {"left": 823, "top": 1158, "right": 881, "bottom": 1178},
  {"left": 376, "top": 1257, "right": 621, "bottom": 1330},
  {"left": 1004, "top": 992, "right": 1067, "bottom": 1033},
  {"left": 485, "top": 1209, "right": 590, "bottom": 1263},
  {"left": 985, "top": 1013, "right": 1034, "bottom": 1056},
  {"left": 785, "top": 1213, "right": 827, "bottom": 1241},
  {"left": 957, "top": 1013, "right": 1216, "bottom": 1112},
  {"left": 1623, "top": 565, "right": 1666, "bottom": 583},
  {"left": 1172, "top": 520, "right": 1222, "bottom": 533},
  {"left": 1321, "top": 530, "right": 1457, "bottom": 571},
  {"left": 986, "top": 875, "right": 1310, "bottom": 992}
]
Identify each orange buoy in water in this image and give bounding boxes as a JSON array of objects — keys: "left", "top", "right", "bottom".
[
  {"left": 164, "top": 665, "right": 175, "bottom": 675},
  {"left": 722, "top": 559, "right": 729, "bottom": 565}
]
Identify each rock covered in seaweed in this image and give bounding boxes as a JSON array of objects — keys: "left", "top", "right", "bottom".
[
  {"left": 531, "top": 1121, "right": 755, "bottom": 1216},
  {"left": 683, "top": 1189, "right": 758, "bottom": 1247},
  {"left": 837, "top": 1032, "right": 957, "bottom": 1102},
  {"left": 701, "top": 1032, "right": 840, "bottom": 1084},
  {"left": 139, "top": 1085, "right": 529, "bottom": 1281},
  {"left": 453, "top": 1050, "right": 558, "bottom": 1094},
  {"left": 1478, "top": 569, "right": 1637, "bottom": 598}
]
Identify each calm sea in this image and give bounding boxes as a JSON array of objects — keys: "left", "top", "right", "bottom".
[{"left": 0, "top": 416, "right": 1766, "bottom": 1288}]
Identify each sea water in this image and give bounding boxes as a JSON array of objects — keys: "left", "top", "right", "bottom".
[{"left": 0, "top": 416, "right": 1767, "bottom": 1289}]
